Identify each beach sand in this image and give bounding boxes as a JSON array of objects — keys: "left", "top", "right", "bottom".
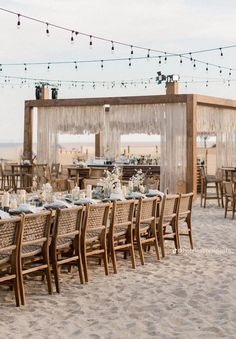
[{"left": 0, "top": 200, "right": 235, "bottom": 339}]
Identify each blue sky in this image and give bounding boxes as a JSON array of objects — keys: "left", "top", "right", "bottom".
[{"left": 0, "top": 0, "right": 236, "bottom": 142}]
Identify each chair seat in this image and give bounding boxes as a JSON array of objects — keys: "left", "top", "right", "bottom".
[
  {"left": 0, "top": 253, "right": 11, "bottom": 265},
  {"left": 21, "top": 244, "right": 42, "bottom": 258},
  {"left": 56, "top": 237, "right": 73, "bottom": 249}
]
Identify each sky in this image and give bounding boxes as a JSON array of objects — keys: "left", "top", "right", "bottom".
[{"left": 0, "top": 0, "right": 236, "bottom": 142}]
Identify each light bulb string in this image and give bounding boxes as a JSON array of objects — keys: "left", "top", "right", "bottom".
[
  {"left": 0, "top": 55, "right": 235, "bottom": 73},
  {"left": 1, "top": 6, "right": 236, "bottom": 64}
]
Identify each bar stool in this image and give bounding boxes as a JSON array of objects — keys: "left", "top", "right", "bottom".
[{"left": 200, "top": 167, "right": 221, "bottom": 208}]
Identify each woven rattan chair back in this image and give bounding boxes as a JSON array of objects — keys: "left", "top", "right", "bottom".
[
  {"left": 223, "top": 181, "right": 236, "bottom": 219},
  {"left": 135, "top": 197, "right": 160, "bottom": 265},
  {"left": 22, "top": 211, "right": 52, "bottom": 247},
  {"left": 111, "top": 200, "right": 135, "bottom": 235},
  {"left": 178, "top": 192, "right": 194, "bottom": 249},
  {"left": 0, "top": 216, "right": 22, "bottom": 306},
  {"left": 178, "top": 192, "right": 193, "bottom": 221},
  {"left": 109, "top": 200, "right": 135, "bottom": 273},
  {"left": 137, "top": 197, "right": 157, "bottom": 224},
  {"left": 84, "top": 203, "right": 110, "bottom": 240},
  {"left": 81, "top": 203, "right": 110, "bottom": 282},
  {"left": 54, "top": 206, "right": 83, "bottom": 238},
  {"left": 0, "top": 217, "right": 22, "bottom": 255},
  {"left": 51, "top": 206, "right": 84, "bottom": 292},
  {"left": 157, "top": 194, "right": 180, "bottom": 258},
  {"left": 19, "top": 211, "right": 52, "bottom": 305}
]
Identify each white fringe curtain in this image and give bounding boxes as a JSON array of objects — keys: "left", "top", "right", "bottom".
[
  {"left": 197, "top": 105, "right": 236, "bottom": 168},
  {"left": 37, "top": 103, "right": 187, "bottom": 193}
]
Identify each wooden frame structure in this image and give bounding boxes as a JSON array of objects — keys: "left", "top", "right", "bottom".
[{"left": 23, "top": 93, "right": 236, "bottom": 195}]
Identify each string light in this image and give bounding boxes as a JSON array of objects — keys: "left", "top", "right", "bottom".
[
  {"left": 111, "top": 41, "right": 114, "bottom": 53},
  {"left": 47, "top": 63, "right": 50, "bottom": 71},
  {"left": 179, "top": 55, "right": 183, "bottom": 64},
  {"left": 89, "top": 35, "right": 93, "bottom": 49},
  {"left": 74, "top": 61, "right": 78, "bottom": 70},
  {"left": 220, "top": 48, "right": 223, "bottom": 57},
  {"left": 101, "top": 60, "right": 104, "bottom": 69},
  {"left": 130, "top": 45, "right": 134, "bottom": 55},
  {"left": 206, "top": 80, "right": 208, "bottom": 87},
  {"left": 159, "top": 56, "right": 161, "bottom": 65},
  {"left": 70, "top": 30, "right": 74, "bottom": 43},
  {"left": 206, "top": 63, "right": 209, "bottom": 72},
  {"left": 185, "top": 82, "right": 187, "bottom": 88},
  {"left": 189, "top": 53, "right": 193, "bottom": 61},
  {"left": 17, "top": 14, "right": 20, "bottom": 29},
  {"left": 219, "top": 66, "right": 222, "bottom": 74},
  {"left": 193, "top": 59, "right": 196, "bottom": 68},
  {"left": 128, "top": 58, "right": 132, "bottom": 67},
  {"left": 164, "top": 52, "right": 167, "bottom": 63},
  {"left": 228, "top": 80, "right": 231, "bottom": 86},
  {"left": 229, "top": 69, "right": 232, "bottom": 76},
  {"left": 24, "top": 63, "right": 27, "bottom": 72},
  {"left": 0, "top": 64, "right": 2, "bottom": 71},
  {"left": 46, "top": 23, "right": 50, "bottom": 36},
  {"left": 147, "top": 49, "right": 150, "bottom": 59}
]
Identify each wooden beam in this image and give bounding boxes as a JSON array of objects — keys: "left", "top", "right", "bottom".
[
  {"left": 25, "top": 94, "right": 188, "bottom": 108},
  {"left": 95, "top": 132, "right": 104, "bottom": 158},
  {"left": 196, "top": 94, "right": 236, "bottom": 109},
  {"left": 23, "top": 104, "right": 33, "bottom": 161},
  {"left": 186, "top": 94, "right": 197, "bottom": 195}
]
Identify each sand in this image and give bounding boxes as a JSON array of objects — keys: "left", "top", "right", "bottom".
[{"left": 0, "top": 200, "right": 235, "bottom": 339}]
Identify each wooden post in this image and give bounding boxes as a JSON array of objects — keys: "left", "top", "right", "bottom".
[
  {"left": 95, "top": 132, "right": 104, "bottom": 158},
  {"left": 186, "top": 95, "right": 197, "bottom": 195},
  {"left": 41, "top": 86, "right": 49, "bottom": 99},
  {"left": 166, "top": 81, "right": 179, "bottom": 95},
  {"left": 23, "top": 104, "right": 33, "bottom": 161}
]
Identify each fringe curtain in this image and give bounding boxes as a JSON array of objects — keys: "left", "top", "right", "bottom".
[
  {"left": 197, "top": 105, "right": 236, "bottom": 168},
  {"left": 37, "top": 103, "right": 187, "bottom": 193}
]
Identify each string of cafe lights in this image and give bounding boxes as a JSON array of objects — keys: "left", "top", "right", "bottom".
[
  {"left": 0, "top": 73, "right": 235, "bottom": 90},
  {"left": 0, "top": 7, "right": 236, "bottom": 75},
  {"left": 0, "top": 55, "right": 236, "bottom": 76}
]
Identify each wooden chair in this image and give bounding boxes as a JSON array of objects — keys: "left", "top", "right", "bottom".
[
  {"left": 51, "top": 207, "right": 84, "bottom": 293},
  {"left": 108, "top": 200, "right": 135, "bottom": 273},
  {"left": 81, "top": 203, "right": 110, "bottom": 282},
  {"left": 200, "top": 167, "right": 221, "bottom": 207},
  {"left": 0, "top": 217, "right": 22, "bottom": 306},
  {"left": 18, "top": 211, "right": 52, "bottom": 305},
  {"left": 0, "top": 163, "right": 18, "bottom": 191},
  {"left": 135, "top": 197, "right": 160, "bottom": 265},
  {"left": 177, "top": 193, "right": 194, "bottom": 249},
  {"left": 223, "top": 181, "right": 236, "bottom": 219},
  {"left": 157, "top": 194, "right": 180, "bottom": 258}
]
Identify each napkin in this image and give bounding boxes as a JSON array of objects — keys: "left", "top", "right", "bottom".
[{"left": 0, "top": 210, "right": 11, "bottom": 219}]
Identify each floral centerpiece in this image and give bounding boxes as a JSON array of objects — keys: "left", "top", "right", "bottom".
[
  {"left": 99, "top": 166, "right": 122, "bottom": 197},
  {"left": 130, "top": 169, "right": 146, "bottom": 193}
]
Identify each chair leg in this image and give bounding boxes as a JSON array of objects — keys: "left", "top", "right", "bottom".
[
  {"left": 43, "top": 247, "right": 52, "bottom": 295},
  {"left": 224, "top": 198, "right": 228, "bottom": 218},
  {"left": 129, "top": 243, "right": 136, "bottom": 269},
  {"left": 81, "top": 244, "right": 89, "bottom": 283},
  {"left": 110, "top": 237, "right": 117, "bottom": 274},
  {"left": 18, "top": 260, "right": 26, "bottom": 306},
  {"left": 136, "top": 232, "right": 145, "bottom": 265},
  {"left": 232, "top": 199, "right": 235, "bottom": 220},
  {"left": 154, "top": 236, "right": 160, "bottom": 261},
  {"left": 187, "top": 220, "right": 194, "bottom": 250},
  {"left": 159, "top": 227, "right": 165, "bottom": 258},
  {"left": 216, "top": 183, "right": 220, "bottom": 207},
  {"left": 103, "top": 247, "right": 109, "bottom": 276}
]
